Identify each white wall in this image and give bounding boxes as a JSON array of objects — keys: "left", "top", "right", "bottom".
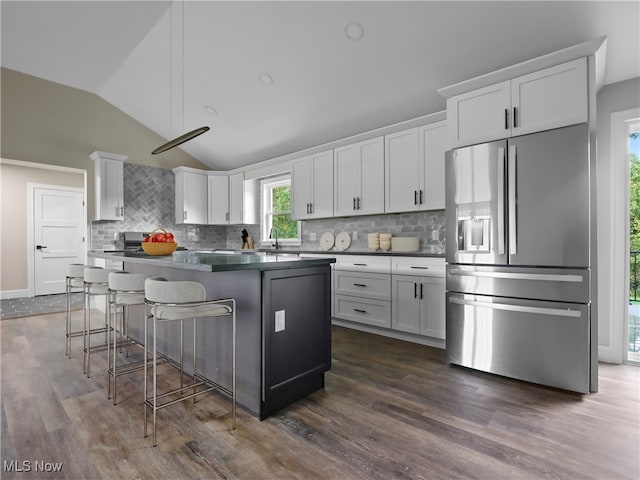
[{"left": 596, "top": 76, "right": 640, "bottom": 363}]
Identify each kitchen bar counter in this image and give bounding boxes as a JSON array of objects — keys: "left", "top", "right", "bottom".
[
  {"left": 261, "top": 249, "right": 445, "bottom": 258},
  {"left": 88, "top": 250, "right": 333, "bottom": 420}
]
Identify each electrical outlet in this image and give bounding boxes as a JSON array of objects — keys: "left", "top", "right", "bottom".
[
  {"left": 352, "top": 231, "right": 358, "bottom": 240},
  {"left": 431, "top": 230, "right": 439, "bottom": 241},
  {"left": 275, "top": 310, "right": 285, "bottom": 332},
  {"left": 113, "top": 232, "right": 119, "bottom": 241},
  {"left": 310, "top": 232, "right": 317, "bottom": 241}
]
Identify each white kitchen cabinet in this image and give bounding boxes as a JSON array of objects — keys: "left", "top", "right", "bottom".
[
  {"left": 291, "top": 149, "right": 333, "bottom": 220},
  {"left": 391, "top": 257, "right": 445, "bottom": 339},
  {"left": 207, "top": 173, "right": 229, "bottom": 224},
  {"left": 447, "top": 57, "right": 588, "bottom": 148},
  {"left": 90, "top": 151, "right": 126, "bottom": 221},
  {"left": 174, "top": 167, "right": 207, "bottom": 225},
  {"left": 385, "top": 121, "right": 446, "bottom": 213},
  {"left": 334, "top": 136, "right": 384, "bottom": 216}
]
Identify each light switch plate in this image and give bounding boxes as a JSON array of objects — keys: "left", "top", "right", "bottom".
[
  {"left": 310, "top": 232, "right": 317, "bottom": 241},
  {"left": 275, "top": 310, "right": 285, "bottom": 332}
]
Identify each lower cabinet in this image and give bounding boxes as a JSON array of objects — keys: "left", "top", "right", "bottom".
[
  {"left": 391, "top": 274, "right": 445, "bottom": 339},
  {"left": 331, "top": 255, "right": 446, "bottom": 343}
]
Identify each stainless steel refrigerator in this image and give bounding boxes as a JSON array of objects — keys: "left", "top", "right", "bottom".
[{"left": 445, "top": 123, "right": 597, "bottom": 393}]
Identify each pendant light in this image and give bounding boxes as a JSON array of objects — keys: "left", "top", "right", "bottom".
[{"left": 152, "top": 1, "right": 209, "bottom": 155}]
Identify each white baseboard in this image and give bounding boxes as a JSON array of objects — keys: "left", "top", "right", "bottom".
[{"left": 0, "top": 289, "right": 30, "bottom": 300}]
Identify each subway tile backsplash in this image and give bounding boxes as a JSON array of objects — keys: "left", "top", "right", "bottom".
[{"left": 91, "top": 164, "right": 445, "bottom": 254}]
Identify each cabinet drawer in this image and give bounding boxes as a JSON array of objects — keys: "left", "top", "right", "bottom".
[
  {"left": 392, "top": 257, "right": 445, "bottom": 277},
  {"left": 334, "top": 295, "right": 391, "bottom": 328},
  {"left": 334, "top": 271, "right": 390, "bottom": 300},
  {"left": 334, "top": 255, "right": 391, "bottom": 273}
]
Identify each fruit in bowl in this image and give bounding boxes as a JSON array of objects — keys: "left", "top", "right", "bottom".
[{"left": 142, "top": 228, "right": 178, "bottom": 255}]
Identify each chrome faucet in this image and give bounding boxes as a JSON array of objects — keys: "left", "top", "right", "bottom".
[{"left": 269, "top": 227, "right": 280, "bottom": 249}]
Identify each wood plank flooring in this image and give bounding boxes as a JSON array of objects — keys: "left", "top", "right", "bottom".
[{"left": 1, "top": 310, "right": 639, "bottom": 479}]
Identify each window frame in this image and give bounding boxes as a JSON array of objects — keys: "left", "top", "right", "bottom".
[{"left": 260, "top": 173, "right": 301, "bottom": 246}]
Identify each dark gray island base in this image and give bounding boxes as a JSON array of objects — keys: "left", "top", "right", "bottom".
[{"left": 89, "top": 250, "right": 334, "bottom": 419}]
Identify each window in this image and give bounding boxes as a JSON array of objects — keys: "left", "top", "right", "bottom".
[{"left": 260, "top": 174, "right": 300, "bottom": 245}]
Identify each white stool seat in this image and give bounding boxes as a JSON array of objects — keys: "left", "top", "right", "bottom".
[{"left": 109, "top": 272, "right": 147, "bottom": 305}]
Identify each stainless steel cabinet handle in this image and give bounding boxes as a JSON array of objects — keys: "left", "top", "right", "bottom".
[
  {"left": 414, "top": 282, "right": 417, "bottom": 299},
  {"left": 353, "top": 263, "right": 368, "bottom": 266},
  {"left": 310, "top": 203, "right": 313, "bottom": 214},
  {"left": 353, "top": 283, "right": 367, "bottom": 287},
  {"left": 410, "top": 266, "right": 429, "bottom": 270},
  {"left": 447, "top": 269, "right": 584, "bottom": 283},
  {"left": 420, "top": 283, "right": 424, "bottom": 299},
  {"left": 357, "top": 197, "right": 361, "bottom": 209},
  {"left": 448, "top": 296, "right": 582, "bottom": 318},
  {"left": 504, "top": 108, "right": 509, "bottom": 129},
  {"left": 419, "top": 190, "right": 423, "bottom": 205},
  {"left": 414, "top": 190, "right": 418, "bottom": 205},
  {"left": 508, "top": 145, "right": 517, "bottom": 255},
  {"left": 120, "top": 206, "right": 124, "bottom": 216},
  {"left": 497, "top": 146, "right": 505, "bottom": 255},
  {"left": 513, "top": 107, "right": 517, "bottom": 128},
  {"left": 184, "top": 210, "right": 187, "bottom": 220},
  {"left": 353, "top": 197, "right": 356, "bottom": 210},
  {"left": 353, "top": 308, "right": 367, "bottom": 314}
]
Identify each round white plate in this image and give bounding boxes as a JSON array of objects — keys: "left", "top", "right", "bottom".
[
  {"left": 335, "top": 231, "right": 351, "bottom": 251},
  {"left": 319, "top": 232, "right": 335, "bottom": 251}
]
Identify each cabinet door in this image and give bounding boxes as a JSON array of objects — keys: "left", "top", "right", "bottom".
[
  {"left": 511, "top": 58, "right": 588, "bottom": 137},
  {"left": 228, "top": 172, "right": 244, "bottom": 224},
  {"left": 208, "top": 175, "right": 229, "bottom": 224},
  {"left": 419, "top": 122, "right": 446, "bottom": 211},
  {"left": 385, "top": 128, "right": 421, "bottom": 213},
  {"left": 447, "top": 80, "right": 510, "bottom": 148},
  {"left": 333, "top": 144, "right": 360, "bottom": 216},
  {"left": 310, "top": 150, "right": 333, "bottom": 218},
  {"left": 358, "top": 136, "right": 385, "bottom": 215},
  {"left": 98, "top": 157, "right": 124, "bottom": 220},
  {"left": 419, "top": 277, "right": 445, "bottom": 339},
  {"left": 391, "top": 275, "right": 420, "bottom": 334},
  {"left": 291, "top": 157, "right": 311, "bottom": 220},
  {"left": 181, "top": 171, "right": 207, "bottom": 224}
]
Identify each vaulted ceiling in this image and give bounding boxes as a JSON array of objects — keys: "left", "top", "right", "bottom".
[{"left": 2, "top": 1, "right": 638, "bottom": 170}]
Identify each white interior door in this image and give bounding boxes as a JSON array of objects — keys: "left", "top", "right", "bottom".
[{"left": 34, "top": 186, "right": 85, "bottom": 295}]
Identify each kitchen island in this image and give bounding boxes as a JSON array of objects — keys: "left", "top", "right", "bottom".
[{"left": 89, "top": 250, "right": 335, "bottom": 419}]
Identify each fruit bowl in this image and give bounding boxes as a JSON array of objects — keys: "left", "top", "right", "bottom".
[{"left": 142, "top": 228, "right": 178, "bottom": 255}]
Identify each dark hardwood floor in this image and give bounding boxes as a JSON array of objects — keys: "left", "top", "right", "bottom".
[{"left": 1, "top": 310, "right": 638, "bottom": 479}]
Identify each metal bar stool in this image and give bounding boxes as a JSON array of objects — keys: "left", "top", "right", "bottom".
[
  {"left": 144, "top": 277, "right": 236, "bottom": 447},
  {"left": 107, "top": 271, "right": 149, "bottom": 405},
  {"left": 83, "top": 266, "right": 112, "bottom": 377},
  {"left": 65, "top": 263, "right": 88, "bottom": 358}
]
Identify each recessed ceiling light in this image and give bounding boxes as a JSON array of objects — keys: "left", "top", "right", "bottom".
[
  {"left": 259, "top": 73, "right": 274, "bottom": 86},
  {"left": 204, "top": 105, "right": 218, "bottom": 116},
  {"left": 345, "top": 22, "right": 364, "bottom": 41}
]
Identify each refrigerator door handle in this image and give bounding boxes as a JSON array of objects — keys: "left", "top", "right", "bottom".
[
  {"left": 448, "top": 296, "right": 582, "bottom": 318},
  {"left": 448, "top": 269, "right": 584, "bottom": 283},
  {"left": 508, "top": 144, "right": 517, "bottom": 255},
  {"left": 497, "top": 147, "right": 505, "bottom": 255}
]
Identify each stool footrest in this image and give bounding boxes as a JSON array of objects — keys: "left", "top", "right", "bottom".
[{"left": 145, "top": 380, "right": 220, "bottom": 410}]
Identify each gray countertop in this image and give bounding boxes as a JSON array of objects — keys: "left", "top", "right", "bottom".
[
  {"left": 89, "top": 250, "right": 335, "bottom": 272},
  {"left": 260, "top": 248, "right": 446, "bottom": 258}
]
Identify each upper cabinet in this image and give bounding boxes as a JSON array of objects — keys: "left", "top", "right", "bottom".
[
  {"left": 207, "top": 173, "right": 229, "bottom": 225},
  {"left": 292, "top": 149, "right": 334, "bottom": 220},
  {"left": 90, "top": 151, "right": 127, "bottom": 221},
  {"left": 385, "top": 120, "right": 446, "bottom": 213},
  {"left": 174, "top": 167, "right": 208, "bottom": 225},
  {"left": 334, "top": 136, "right": 384, "bottom": 217},
  {"left": 447, "top": 58, "right": 588, "bottom": 148}
]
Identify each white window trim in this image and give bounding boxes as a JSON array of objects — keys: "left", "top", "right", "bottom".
[{"left": 259, "top": 173, "right": 301, "bottom": 247}]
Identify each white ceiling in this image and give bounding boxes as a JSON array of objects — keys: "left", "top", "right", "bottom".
[{"left": 2, "top": 1, "right": 639, "bottom": 170}]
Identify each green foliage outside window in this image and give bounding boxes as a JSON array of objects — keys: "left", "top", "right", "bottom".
[{"left": 271, "top": 185, "right": 298, "bottom": 239}]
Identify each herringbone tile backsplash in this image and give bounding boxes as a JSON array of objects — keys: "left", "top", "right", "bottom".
[{"left": 91, "top": 163, "right": 445, "bottom": 254}]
